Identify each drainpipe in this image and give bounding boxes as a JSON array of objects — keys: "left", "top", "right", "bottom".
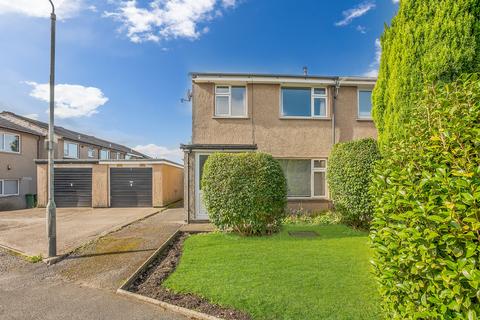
[
  {"left": 332, "top": 77, "right": 341, "bottom": 146},
  {"left": 185, "top": 148, "right": 190, "bottom": 224}
]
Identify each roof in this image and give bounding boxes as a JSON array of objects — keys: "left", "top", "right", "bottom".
[
  {"left": 0, "top": 111, "right": 148, "bottom": 158},
  {"left": 180, "top": 144, "right": 258, "bottom": 151},
  {"left": 34, "top": 158, "right": 183, "bottom": 169},
  {"left": 190, "top": 72, "right": 376, "bottom": 86},
  {"left": 0, "top": 117, "right": 42, "bottom": 136}
]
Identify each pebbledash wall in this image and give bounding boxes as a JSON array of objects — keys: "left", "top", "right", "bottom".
[
  {"left": 184, "top": 77, "right": 377, "bottom": 221},
  {"left": 36, "top": 160, "right": 183, "bottom": 208}
]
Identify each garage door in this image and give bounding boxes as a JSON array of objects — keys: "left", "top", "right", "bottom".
[
  {"left": 54, "top": 168, "right": 92, "bottom": 207},
  {"left": 110, "top": 168, "right": 152, "bottom": 207}
]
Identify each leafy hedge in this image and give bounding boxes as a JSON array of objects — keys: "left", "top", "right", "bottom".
[
  {"left": 327, "top": 138, "right": 380, "bottom": 229},
  {"left": 202, "top": 152, "right": 287, "bottom": 236},
  {"left": 372, "top": 0, "right": 480, "bottom": 147},
  {"left": 370, "top": 75, "right": 480, "bottom": 319}
]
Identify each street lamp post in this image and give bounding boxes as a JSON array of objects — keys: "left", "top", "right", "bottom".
[{"left": 46, "top": 0, "right": 57, "bottom": 257}]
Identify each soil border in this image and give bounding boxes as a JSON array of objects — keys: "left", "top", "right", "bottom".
[{"left": 116, "top": 230, "right": 251, "bottom": 320}]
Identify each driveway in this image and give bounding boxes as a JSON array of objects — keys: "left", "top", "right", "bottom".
[{"left": 0, "top": 207, "right": 161, "bottom": 257}]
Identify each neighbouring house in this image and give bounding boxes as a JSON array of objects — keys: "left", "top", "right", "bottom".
[
  {"left": 0, "top": 111, "right": 150, "bottom": 211},
  {"left": 181, "top": 72, "right": 377, "bottom": 222}
]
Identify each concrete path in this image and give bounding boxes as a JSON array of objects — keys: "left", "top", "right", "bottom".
[
  {"left": 0, "top": 207, "right": 159, "bottom": 257},
  {"left": 0, "top": 248, "right": 186, "bottom": 320},
  {"left": 52, "top": 207, "right": 185, "bottom": 290}
]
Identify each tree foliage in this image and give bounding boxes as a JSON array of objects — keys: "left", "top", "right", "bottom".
[
  {"left": 370, "top": 75, "right": 480, "bottom": 319},
  {"left": 372, "top": 0, "right": 480, "bottom": 147},
  {"left": 202, "top": 152, "right": 287, "bottom": 236}
]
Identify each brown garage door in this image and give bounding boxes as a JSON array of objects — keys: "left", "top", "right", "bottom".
[{"left": 110, "top": 168, "right": 152, "bottom": 207}]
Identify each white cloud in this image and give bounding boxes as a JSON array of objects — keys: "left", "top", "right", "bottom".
[
  {"left": 392, "top": 0, "right": 399, "bottom": 3},
  {"left": 134, "top": 144, "right": 183, "bottom": 162},
  {"left": 104, "top": 0, "right": 237, "bottom": 43},
  {"left": 0, "top": 0, "right": 87, "bottom": 19},
  {"left": 363, "top": 38, "right": 381, "bottom": 77},
  {"left": 25, "top": 81, "right": 108, "bottom": 118},
  {"left": 23, "top": 113, "right": 39, "bottom": 120},
  {"left": 356, "top": 25, "right": 367, "bottom": 34},
  {"left": 335, "top": 1, "right": 376, "bottom": 27}
]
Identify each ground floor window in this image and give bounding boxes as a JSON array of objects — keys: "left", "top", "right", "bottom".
[
  {"left": 0, "top": 179, "right": 19, "bottom": 196},
  {"left": 277, "top": 159, "right": 327, "bottom": 198}
]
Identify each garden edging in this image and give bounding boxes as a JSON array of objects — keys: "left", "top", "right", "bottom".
[{"left": 115, "top": 228, "right": 224, "bottom": 320}]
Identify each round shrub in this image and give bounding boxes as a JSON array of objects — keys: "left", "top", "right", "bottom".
[
  {"left": 370, "top": 74, "right": 480, "bottom": 319},
  {"left": 327, "top": 138, "right": 381, "bottom": 229},
  {"left": 202, "top": 152, "right": 287, "bottom": 236}
]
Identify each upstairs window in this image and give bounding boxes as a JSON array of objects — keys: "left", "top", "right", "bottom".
[
  {"left": 87, "top": 147, "right": 95, "bottom": 158},
  {"left": 281, "top": 87, "right": 328, "bottom": 118},
  {"left": 358, "top": 90, "right": 373, "bottom": 119},
  {"left": 0, "top": 132, "right": 20, "bottom": 153},
  {"left": 215, "top": 85, "right": 247, "bottom": 117},
  {"left": 100, "top": 149, "right": 109, "bottom": 160},
  {"left": 63, "top": 141, "right": 78, "bottom": 158}
]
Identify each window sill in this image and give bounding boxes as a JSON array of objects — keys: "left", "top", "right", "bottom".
[
  {"left": 287, "top": 197, "right": 329, "bottom": 201},
  {"left": 356, "top": 118, "right": 374, "bottom": 122},
  {"left": 0, "top": 194, "right": 20, "bottom": 198},
  {"left": 0, "top": 150, "right": 20, "bottom": 154},
  {"left": 212, "top": 116, "right": 250, "bottom": 120},
  {"left": 280, "top": 117, "right": 331, "bottom": 121}
]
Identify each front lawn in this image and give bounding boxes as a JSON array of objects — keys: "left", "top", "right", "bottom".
[{"left": 163, "top": 224, "right": 382, "bottom": 320}]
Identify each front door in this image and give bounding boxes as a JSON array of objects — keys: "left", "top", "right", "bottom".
[{"left": 195, "top": 153, "right": 210, "bottom": 220}]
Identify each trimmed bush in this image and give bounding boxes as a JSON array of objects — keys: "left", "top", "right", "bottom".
[
  {"left": 372, "top": 0, "right": 480, "bottom": 147},
  {"left": 327, "top": 138, "right": 381, "bottom": 229},
  {"left": 370, "top": 75, "right": 480, "bottom": 319},
  {"left": 202, "top": 152, "right": 287, "bottom": 236}
]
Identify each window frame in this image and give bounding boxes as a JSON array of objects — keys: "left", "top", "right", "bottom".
[
  {"left": 0, "top": 179, "right": 20, "bottom": 196},
  {"left": 280, "top": 87, "right": 329, "bottom": 119},
  {"left": 0, "top": 132, "right": 21, "bottom": 154},
  {"left": 87, "top": 147, "right": 95, "bottom": 158},
  {"left": 63, "top": 140, "right": 79, "bottom": 159},
  {"left": 214, "top": 85, "right": 248, "bottom": 118},
  {"left": 357, "top": 88, "right": 373, "bottom": 120},
  {"left": 311, "top": 159, "right": 328, "bottom": 199},
  {"left": 277, "top": 158, "right": 328, "bottom": 200},
  {"left": 100, "top": 149, "right": 110, "bottom": 160}
]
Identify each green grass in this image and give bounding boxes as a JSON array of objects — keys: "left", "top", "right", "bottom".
[{"left": 163, "top": 224, "right": 382, "bottom": 320}]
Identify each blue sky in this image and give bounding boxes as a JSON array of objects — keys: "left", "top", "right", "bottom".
[{"left": 0, "top": 0, "right": 397, "bottom": 162}]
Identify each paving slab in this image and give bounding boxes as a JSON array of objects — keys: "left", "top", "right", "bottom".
[
  {"left": 0, "top": 207, "right": 159, "bottom": 257},
  {"left": 52, "top": 208, "right": 185, "bottom": 290}
]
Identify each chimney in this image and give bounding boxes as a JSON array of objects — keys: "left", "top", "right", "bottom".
[{"left": 303, "top": 66, "right": 308, "bottom": 76}]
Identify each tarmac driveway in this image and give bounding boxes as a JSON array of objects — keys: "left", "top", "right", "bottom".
[{"left": 0, "top": 207, "right": 161, "bottom": 257}]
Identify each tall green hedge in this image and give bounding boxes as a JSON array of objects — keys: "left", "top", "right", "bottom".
[
  {"left": 372, "top": 0, "right": 480, "bottom": 147},
  {"left": 327, "top": 138, "right": 380, "bottom": 229},
  {"left": 202, "top": 152, "right": 287, "bottom": 236},
  {"left": 370, "top": 75, "right": 480, "bottom": 319}
]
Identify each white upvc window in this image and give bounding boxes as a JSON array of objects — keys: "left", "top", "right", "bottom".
[
  {"left": 111, "top": 152, "right": 120, "bottom": 160},
  {"left": 281, "top": 87, "right": 328, "bottom": 118},
  {"left": 87, "top": 147, "right": 95, "bottom": 158},
  {"left": 0, "top": 132, "right": 20, "bottom": 153},
  {"left": 358, "top": 89, "right": 373, "bottom": 119},
  {"left": 277, "top": 159, "right": 328, "bottom": 199},
  {"left": 214, "top": 85, "right": 247, "bottom": 117},
  {"left": 63, "top": 141, "right": 79, "bottom": 158},
  {"left": 0, "top": 179, "right": 19, "bottom": 196},
  {"left": 100, "top": 149, "right": 109, "bottom": 160}
]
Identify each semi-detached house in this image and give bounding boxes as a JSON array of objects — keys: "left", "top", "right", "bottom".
[{"left": 182, "top": 72, "right": 377, "bottom": 222}]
